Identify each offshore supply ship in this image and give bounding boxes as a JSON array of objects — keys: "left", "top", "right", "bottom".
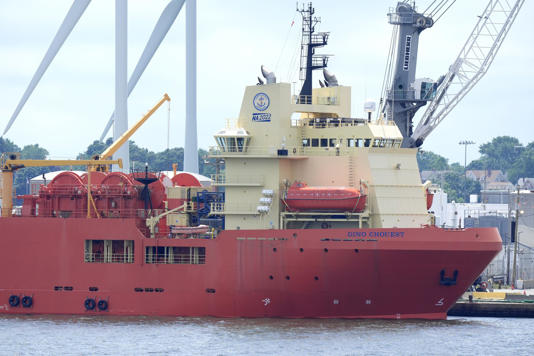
[{"left": 0, "top": 2, "right": 515, "bottom": 319}]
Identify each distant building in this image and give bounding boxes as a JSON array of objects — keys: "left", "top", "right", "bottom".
[
  {"left": 481, "top": 189, "right": 511, "bottom": 204},
  {"left": 466, "top": 169, "right": 512, "bottom": 190},
  {"left": 429, "top": 189, "right": 509, "bottom": 229},
  {"left": 509, "top": 190, "right": 534, "bottom": 282},
  {"left": 485, "top": 180, "right": 515, "bottom": 191},
  {"left": 510, "top": 190, "right": 534, "bottom": 248},
  {"left": 518, "top": 177, "right": 534, "bottom": 190},
  {"left": 431, "top": 187, "right": 534, "bottom": 282}
]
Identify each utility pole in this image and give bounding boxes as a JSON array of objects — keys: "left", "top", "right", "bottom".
[
  {"left": 459, "top": 140, "right": 475, "bottom": 178},
  {"left": 506, "top": 195, "right": 512, "bottom": 285},
  {"left": 512, "top": 185, "right": 521, "bottom": 287}
]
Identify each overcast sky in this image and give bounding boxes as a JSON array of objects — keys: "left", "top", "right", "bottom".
[{"left": 0, "top": 0, "right": 532, "bottom": 165}]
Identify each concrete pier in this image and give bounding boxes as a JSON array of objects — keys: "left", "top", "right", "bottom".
[
  {"left": 448, "top": 300, "right": 534, "bottom": 318},
  {"left": 448, "top": 290, "right": 534, "bottom": 318}
]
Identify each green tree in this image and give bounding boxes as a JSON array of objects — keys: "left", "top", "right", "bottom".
[
  {"left": 129, "top": 141, "right": 156, "bottom": 172},
  {"left": 449, "top": 162, "right": 464, "bottom": 174},
  {"left": 0, "top": 137, "right": 20, "bottom": 154},
  {"left": 470, "top": 136, "right": 522, "bottom": 172},
  {"left": 152, "top": 147, "right": 184, "bottom": 172},
  {"left": 417, "top": 150, "right": 449, "bottom": 171},
  {"left": 77, "top": 138, "right": 113, "bottom": 159},
  {"left": 20, "top": 144, "right": 48, "bottom": 159},
  {"left": 74, "top": 140, "right": 216, "bottom": 176},
  {"left": 199, "top": 148, "right": 223, "bottom": 177},
  {"left": 466, "top": 158, "right": 488, "bottom": 170},
  {"left": 13, "top": 144, "right": 55, "bottom": 197},
  {"left": 508, "top": 142, "right": 534, "bottom": 184},
  {"left": 442, "top": 171, "right": 481, "bottom": 203}
]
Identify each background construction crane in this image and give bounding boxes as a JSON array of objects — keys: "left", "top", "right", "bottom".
[
  {"left": 380, "top": 0, "right": 525, "bottom": 148},
  {"left": 410, "top": 0, "right": 525, "bottom": 147}
]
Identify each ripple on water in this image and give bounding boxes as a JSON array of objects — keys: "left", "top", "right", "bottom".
[{"left": 1, "top": 315, "right": 533, "bottom": 355}]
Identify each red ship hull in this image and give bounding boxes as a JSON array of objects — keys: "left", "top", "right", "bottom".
[{"left": 0, "top": 217, "right": 501, "bottom": 319}]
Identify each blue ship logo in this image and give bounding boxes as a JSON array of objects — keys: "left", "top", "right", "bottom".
[{"left": 253, "top": 93, "right": 270, "bottom": 111}]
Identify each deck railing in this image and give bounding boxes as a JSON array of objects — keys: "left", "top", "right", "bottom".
[
  {"left": 293, "top": 95, "right": 339, "bottom": 105},
  {"left": 13, "top": 208, "right": 164, "bottom": 219},
  {"left": 84, "top": 253, "right": 134, "bottom": 263},
  {"left": 145, "top": 253, "right": 205, "bottom": 265}
]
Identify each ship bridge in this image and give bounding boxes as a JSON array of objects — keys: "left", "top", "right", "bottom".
[{"left": 211, "top": 83, "right": 403, "bottom": 158}]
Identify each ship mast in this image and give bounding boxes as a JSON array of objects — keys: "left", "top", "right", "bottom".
[{"left": 297, "top": 2, "right": 330, "bottom": 104}]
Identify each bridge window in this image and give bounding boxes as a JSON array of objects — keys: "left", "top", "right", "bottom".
[
  {"left": 84, "top": 240, "right": 134, "bottom": 263},
  {"left": 311, "top": 138, "right": 319, "bottom": 147},
  {"left": 214, "top": 131, "right": 251, "bottom": 153},
  {"left": 302, "top": 138, "right": 310, "bottom": 147},
  {"left": 347, "top": 138, "right": 365, "bottom": 147},
  {"left": 320, "top": 138, "right": 328, "bottom": 147},
  {"left": 329, "top": 138, "right": 337, "bottom": 147},
  {"left": 237, "top": 137, "right": 245, "bottom": 151},
  {"left": 364, "top": 139, "right": 371, "bottom": 147}
]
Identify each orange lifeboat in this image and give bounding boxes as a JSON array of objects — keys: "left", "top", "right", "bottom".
[{"left": 284, "top": 181, "right": 366, "bottom": 212}]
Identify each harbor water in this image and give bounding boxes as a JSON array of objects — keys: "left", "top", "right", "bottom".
[{"left": 1, "top": 315, "right": 533, "bottom": 355}]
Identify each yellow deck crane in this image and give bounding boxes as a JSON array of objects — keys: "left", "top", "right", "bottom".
[
  {"left": 93, "top": 93, "right": 170, "bottom": 166},
  {"left": 1, "top": 93, "right": 171, "bottom": 218}
]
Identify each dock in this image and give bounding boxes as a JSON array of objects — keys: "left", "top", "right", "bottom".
[{"left": 448, "top": 290, "right": 534, "bottom": 318}]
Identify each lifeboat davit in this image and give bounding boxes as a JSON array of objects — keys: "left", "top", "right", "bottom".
[
  {"left": 285, "top": 181, "right": 366, "bottom": 212},
  {"left": 426, "top": 189, "right": 434, "bottom": 210}
]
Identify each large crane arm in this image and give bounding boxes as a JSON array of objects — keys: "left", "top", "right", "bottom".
[
  {"left": 97, "top": 93, "right": 170, "bottom": 161},
  {"left": 409, "top": 0, "right": 525, "bottom": 148},
  {"left": 1, "top": 158, "right": 122, "bottom": 171}
]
